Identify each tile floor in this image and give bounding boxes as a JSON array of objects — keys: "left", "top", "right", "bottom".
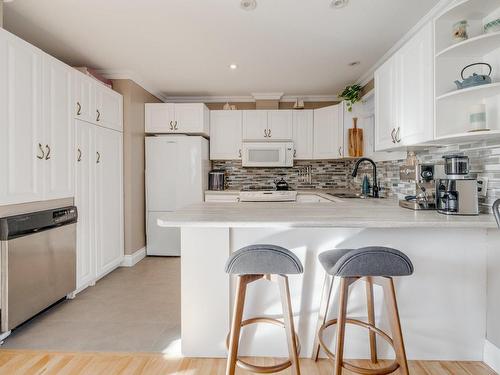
[{"left": 2, "top": 257, "right": 181, "bottom": 353}]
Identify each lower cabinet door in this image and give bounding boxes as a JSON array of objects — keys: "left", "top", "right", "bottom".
[
  {"left": 95, "top": 126, "right": 124, "bottom": 278},
  {"left": 75, "top": 120, "right": 95, "bottom": 289}
]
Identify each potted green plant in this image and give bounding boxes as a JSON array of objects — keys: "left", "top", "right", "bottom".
[{"left": 338, "top": 84, "right": 362, "bottom": 112}]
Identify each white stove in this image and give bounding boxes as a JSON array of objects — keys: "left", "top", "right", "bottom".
[{"left": 239, "top": 189, "right": 297, "bottom": 202}]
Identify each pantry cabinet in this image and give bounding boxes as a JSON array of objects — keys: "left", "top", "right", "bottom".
[
  {"left": 0, "top": 29, "right": 74, "bottom": 205},
  {"left": 242, "top": 110, "right": 293, "bottom": 140},
  {"left": 313, "top": 104, "right": 343, "bottom": 159},
  {"left": 145, "top": 103, "right": 209, "bottom": 136},
  {"left": 74, "top": 73, "right": 95, "bottom": 124},
  {"left": 375, "top": 22, "right": 434, "bottom": 151},
  {"left": 292, "top": 110, "right": 314, "bottom": 159},
  {"left": 210, "top": 110, "right": 242, "bottom": 160}
]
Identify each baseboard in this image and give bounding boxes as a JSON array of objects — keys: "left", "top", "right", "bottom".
[
  {"left": 484, "top": 339, "right": 500, "bottom": 373},
  {"left": 120, "top": 247, "right": 146, "bottom": 267}
]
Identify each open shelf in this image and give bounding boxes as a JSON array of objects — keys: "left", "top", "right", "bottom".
[
  {"left": 437, "top": 0, "right": 500, "bottom": 21},
  {"left": 436, "top": 31, "right": 500, "bottom": 58},
  {"left": 436, "top": 82, "right": 500, "bottom": 101}
]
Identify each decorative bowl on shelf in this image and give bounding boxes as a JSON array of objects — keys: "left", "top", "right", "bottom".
[{"left": 484, "top": 19, "right": 500, "bottom": 34}]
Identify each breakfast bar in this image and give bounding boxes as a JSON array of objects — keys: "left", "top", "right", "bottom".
[{"left": 158, "top": 198, "right": 499, "bottom": 361}]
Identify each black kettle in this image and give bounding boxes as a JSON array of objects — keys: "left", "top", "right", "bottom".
[{"left": 275, "top": 178, "right": 289, "bottom": 191}]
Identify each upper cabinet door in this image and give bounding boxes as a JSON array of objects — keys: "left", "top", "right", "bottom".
[
  {"left": 374, "top": 55, "right": 397, "bottom": 151},
  {"left": 397, "top": 22, "right": 433, "bottom": 145},
  {"left": 145, "top": 103, "right": 175, "bottom": 133},
  {"left": 0, "top": 30, "right": 44, "bottom": 205},
  {"left": 242, "top": 110, "right": 268, "bottom": 140},
  {"left": 210, "top": 111, "right": 242, "bottom": 160},
  {"left": 313, "top": 104, "right": 342, "bottom": 159},
  {"left": 74, "top": 73, "right": 95, "bottom": 124},
  {"left": 267, "top": 110, "right": 293, "bottom": 140},
  {"left": 292, "top": 110, "right": 313, "bottom": 159},
  {"left": 95, "top": 85, "right": 123, "bottom": 132},
  {"left": 43, "top": 55, "right": 74, "bottom": 200},
  {"left": 174, "top": 103, "right": 209, "bottom": 136}
]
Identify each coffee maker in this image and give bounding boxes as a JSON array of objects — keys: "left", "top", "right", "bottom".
[
  {"left": 399, "top": 153, "right": 436, "bottom": 210},
  {"left": 435, "top": 155, "right": 478, "bottom": 216}
]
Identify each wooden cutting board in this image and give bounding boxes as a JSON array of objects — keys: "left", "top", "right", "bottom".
[{"left": 348, "top": 117, "right": 363, "bottom": 157}]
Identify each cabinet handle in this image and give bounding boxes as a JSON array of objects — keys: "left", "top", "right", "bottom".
[
  {"left": 96, "top": 109, "right": 101, "bottom": 122},
  {"left": 391, "top": 128, "right": 396, "bottom": 143},
  {"left": 238, "top": 149, "right": 242, "bottom": 158},
  {"left": 169, "top": 121, "right": 173, "bottom": 130},
  {"left": 37, "top": 143, "right": 45, "bottom": 159},
  {"left": 395, "top": 127, "right": 401, "bottom": 143},
  {"left": 268, "top": 129, "right": 271, "bottom": 138},
  {"left": 77, "top": 148, "right": 82, "bottom": 162},
  {"left": 96, "top": 151, "right": 101, "bottom": 164},
  {"left": 45, "top": 145, "right": 51, "bottom": 160},
  {"left": 338, "top": 146, "right": 342, "bottom": 156},
  {"left": 264, "top": 129, "right": 268, "bottom": 138},
  {"left": 174, "top": 121, "right": 178, "bottom": 130},
  {"left": 76, "top": 102, "right": 81, "bottom": 116},
  {"left": 294, "top": 149, "right": 297, "bottom": 157}
]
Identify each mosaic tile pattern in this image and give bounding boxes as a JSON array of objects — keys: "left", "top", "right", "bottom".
[{"left": 213, "top": 139, "right": 500, "bottom": 213}]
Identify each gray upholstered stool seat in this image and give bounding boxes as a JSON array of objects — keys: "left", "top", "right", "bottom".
[
  {"left": 318, "top": 247, "right": 414, "bottom": 277},
  {"left": 225, "top": 244, "right": 304, "bottom": 275}
]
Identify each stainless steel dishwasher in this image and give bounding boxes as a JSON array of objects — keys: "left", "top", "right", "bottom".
[{"left": 0, "top": 206, "right": 77, "bottom": 333}]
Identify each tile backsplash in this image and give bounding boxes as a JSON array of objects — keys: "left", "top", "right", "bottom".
[{"left": 213, "top": 139, "right": 500, "bottom": 213}]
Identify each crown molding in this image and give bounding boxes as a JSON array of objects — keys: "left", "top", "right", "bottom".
[
  {"left": 251, "top": 92, "right": 284, "bottom": 100},
  {"left": 94, "top": 69, "right": 168, "bottom": 102},
  {"left": 164, "top": 94, "right": 338, "bottom": 103},
  {"left": 356, "top": 0, "right": 455, "bottom": 86}
]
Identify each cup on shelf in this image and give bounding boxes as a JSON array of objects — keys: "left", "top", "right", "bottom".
[{"left": 452, "top": 20, "right": 468, "bottom": 43}]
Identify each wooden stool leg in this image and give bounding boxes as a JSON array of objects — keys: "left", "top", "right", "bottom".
[
  {"left": 226, "top": 275, "right": 249, "bottom": 375},
  {"left": 381, "top": 277, "right": 410, "bottom": 375},
  {"left": 278, "top": 275, "right": 301, "bottom": 375},
  {"left": 334, "top": 277, "right": 351, "bottom": 375},
  {"left": 312, "top": 273, "right": 334, "bottom": 361},
  {"left": 365, "top": 277, "right": 378, "bottom": 364}
]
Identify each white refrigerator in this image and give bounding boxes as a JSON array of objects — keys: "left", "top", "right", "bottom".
[{"left": 145, "top": 135, "right": 209, "bottom": 256}]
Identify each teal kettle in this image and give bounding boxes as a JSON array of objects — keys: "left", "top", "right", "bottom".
[{"left": 454, "top": 62, "right": 492, "bottom": 89}]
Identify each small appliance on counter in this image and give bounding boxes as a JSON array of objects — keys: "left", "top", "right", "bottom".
[
  {"left": 239, "top": 182, "right": 297, "bottom": 202},
  {"left": 399, "top": 161, "right": 436, "bottom": 210},
  {"left": 435, "top": 155, "right": 479, "bottom": 216},
  {"left": 274, "top": 178, "right": 290, "bottom": 191},
  {"left": 208, "top": 169, "right": 226, "bottom": 191}
]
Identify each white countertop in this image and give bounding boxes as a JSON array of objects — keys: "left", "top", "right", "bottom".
[{"left": 158, "top": 197, "right": 497, "bottom": 229}]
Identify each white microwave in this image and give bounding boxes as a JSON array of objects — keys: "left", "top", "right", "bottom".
[{"left": 241, "top": 142, "right": 294, "bottom": 167}]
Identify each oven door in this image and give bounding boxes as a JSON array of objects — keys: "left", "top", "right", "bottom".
[{"left": 241, "top": 142, "right": 294, "bottom": 167}]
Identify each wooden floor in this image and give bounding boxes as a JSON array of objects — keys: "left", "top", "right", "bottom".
[{"left": 0, "top": 350, "right": 497, "bottom": 375}]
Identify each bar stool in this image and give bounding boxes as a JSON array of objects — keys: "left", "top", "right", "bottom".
[
  {"left": 312, "top": 247, "right": 414, "bottom": 375},
  {"left": 225, "top": 244, "right": 303, "bottom": 375}
]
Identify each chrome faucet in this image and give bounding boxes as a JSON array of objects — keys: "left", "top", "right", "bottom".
[{"left": 352, "top": 157, "right": 379, "bottom": 198}]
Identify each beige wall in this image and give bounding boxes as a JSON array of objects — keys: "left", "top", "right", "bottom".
[
  {"left": 0, "top": 0, "right": 4, "bottom": 28},
  {"left": 112, "top": 80, "right": 161, "bottom": 255}
]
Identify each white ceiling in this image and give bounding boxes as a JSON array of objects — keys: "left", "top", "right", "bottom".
[{"left": 4, "top": 0, "right": 439, "bottom": 99}]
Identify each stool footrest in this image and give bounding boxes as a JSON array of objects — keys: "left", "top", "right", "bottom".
[
  {"left": 225, "top": 316, "right": 300, "bottom": 374},
  {"left": 318, "top": 318, "right": 400, "bottom": 375}
]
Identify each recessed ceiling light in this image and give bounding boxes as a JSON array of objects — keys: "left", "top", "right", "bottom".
[
  {"left": 331, "top": 0, "right": 349, "bottom": 9},
  {"left": 348, "top": 61, "right": 361, "bottom": 67},
  {"left": 229, "top": 64, "right": 238, "bottom": 70},
  {"left": 240, "top": 0, "right": 257, "bottom": 11}
]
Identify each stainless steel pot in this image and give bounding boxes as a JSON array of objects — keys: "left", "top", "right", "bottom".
[{"left": 208, "top": 170, "right": 226, "bottom": 191}]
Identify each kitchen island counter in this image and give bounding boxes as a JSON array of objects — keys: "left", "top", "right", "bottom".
[{"left": 158, "top": 198, "right": 497, "bottom": 229}]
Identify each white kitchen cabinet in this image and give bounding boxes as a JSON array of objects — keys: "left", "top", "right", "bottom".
[
  {"left": 145, "top": 103, "right": 209, "bottom": 136},
  {"left": 0, "top": 30, "right": 44, "bottom": 205},
  {"left": 74, "top": 73, "right": 95, "bottom": 124},
  {"left": 292, "top": 110, "right": 314, "bottom": 159},
  {"left": 242, "top": 110, "right": 268, "bottom": 140},
  {"left": 95, "top": 84, "right": 123, "bottom": 132},
  {"left": 205, "top": 193, "right": 240, "bottom": 202},
  {"left": 397, "top": 22, "right": 433, "bottom": 146},
  {"left": 43, "top": 55, "right": 74, "bottom": 200},
  {"left": 313, "top": 104, "right": 343, "bottom": 159},
  {"left": 375, "top": 22, "right": 434, "bottom": 151},
  {"left": 94, "top": 126, "right": 124, "bottom": 278},
  {"left": 75, "top": 120, "right": 95, "bottom": 290},
  {"left": 210, "top": 111, "right": 242, "bottom": 160},
  {"left": 267, "top": 110, "right": 293, "bottom": 139}
]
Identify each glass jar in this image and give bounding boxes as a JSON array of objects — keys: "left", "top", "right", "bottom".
[{"left": 443, "top": 155, "right": 469, "bottom": 175}]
